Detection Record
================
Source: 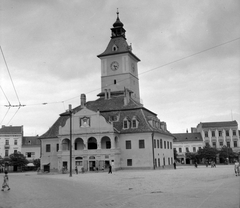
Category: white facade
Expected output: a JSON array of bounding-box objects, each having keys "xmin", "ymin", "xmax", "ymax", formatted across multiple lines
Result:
[
  {"xmin": 0, "ymin": 126, "xmax": 23, "ymax": 158},
  {"xmin": 196, "ymin": 121, "xmax": 240, "ymax": 152}
]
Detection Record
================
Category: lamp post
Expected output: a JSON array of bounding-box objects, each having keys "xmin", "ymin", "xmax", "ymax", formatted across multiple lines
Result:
[{"xmin": 60, "ymin": 104, "xmax": 73, "ymax": 177}]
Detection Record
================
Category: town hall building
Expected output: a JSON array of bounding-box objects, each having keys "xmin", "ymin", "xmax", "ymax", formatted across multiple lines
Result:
[{"xmin": 39, "ymin": 12, "xmax": 174, "ymax": 173}]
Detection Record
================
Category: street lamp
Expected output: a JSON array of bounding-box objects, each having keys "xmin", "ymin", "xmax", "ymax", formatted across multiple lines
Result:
[{"xmin": 60, "ymin": 104, "xmax": 73, "ymax": 177}]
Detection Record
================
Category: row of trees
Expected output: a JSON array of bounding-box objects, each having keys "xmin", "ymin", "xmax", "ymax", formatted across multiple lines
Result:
[
  {"xmin": 0, "ymin": 151, "xmax": 40, "ymax": 171},
  {"xmin": 174, "ymin": 145, "xmax": 239, "ymax": 164}
]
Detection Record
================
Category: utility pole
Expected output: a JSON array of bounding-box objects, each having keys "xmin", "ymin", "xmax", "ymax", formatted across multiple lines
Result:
[
  {"xmin": 60, "ymin": 104, "xmax": 73, "ymax": 177},
  {"xmin": 69, "ymin": 104, "xmax": 72, "ymax": 177}
]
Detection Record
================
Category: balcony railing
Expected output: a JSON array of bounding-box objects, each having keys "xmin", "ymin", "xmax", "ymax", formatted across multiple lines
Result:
[{"xmin": 4, "ymin": 145, "xmax": 10, "ymax": 149}]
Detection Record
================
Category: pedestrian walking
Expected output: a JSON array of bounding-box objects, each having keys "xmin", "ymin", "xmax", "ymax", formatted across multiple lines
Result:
[
  {"xmin": 1, "ymin": 171, "xmax": 10, "ymax": 191},
  {"xmin": 194, "ymin": 162, "xmax": 198, "ymax": 168},
  {"xmin": 108, "ymin": 164, "xmax": 112, "ymax": 174},
  {"xmin": 75, "ymin": 166, "xmax": 78, "ymax": 174},
  {"xmin": 173, "ymin": 161, "xmax": 176, "ymax": 169},
  {"xmin": 234, "ymin": 160, "xmax": 239, "ymax": 176}
]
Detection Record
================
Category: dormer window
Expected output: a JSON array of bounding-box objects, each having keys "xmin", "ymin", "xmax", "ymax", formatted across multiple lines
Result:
[
  {"xmin": 112, "ymin": 44, "xmax": 118, "ymax": 52},
  {"xmin": 123, "ymin": 118, "xmax": 130, "ymax": 129},
  {"xmin": 131, "ymin": 116, "xmax": 139, "ymax": 129},
  {"xmin": 109, "ymin": 115, "xmax": 119, "ymax": 122}
]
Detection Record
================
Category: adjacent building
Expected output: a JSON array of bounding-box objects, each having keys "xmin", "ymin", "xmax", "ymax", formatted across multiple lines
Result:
[
  {"xmin": 21, "ymin": 136, "xmax": 41, "ymax": 161},
  {"xmin": 0, "ymin": 125, "xmax": 23, "ymax": 158},
  {"xmin": 195, "ymin": 121, "xmax": 240, "ymax": 152},
  {"xmin": 173, "ymin": 132, "xmax": 203, "ymax": 164},
  {"xmin": 39, "ymin": 12, "xmax": 174, "ymax": 173},
  {"xmin": 173, "ymin": 121, "xmax": 240, "ymax": 164}
]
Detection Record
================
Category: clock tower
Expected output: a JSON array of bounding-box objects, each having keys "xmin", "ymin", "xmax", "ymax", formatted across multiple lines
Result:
[{"xmin": 97, "ymin": 11, "xmax": 141, "ymax": 103}]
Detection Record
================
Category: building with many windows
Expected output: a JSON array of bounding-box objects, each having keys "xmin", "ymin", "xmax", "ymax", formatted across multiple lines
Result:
[
  {"xmin": 173, "ymin": 132, "xmax": 203, "ymax": 164},
  {"xmin": 39, "ymin": 13, "xmax": 174, "ymax": 173},
  {"xmin": 0, "ymin": 125, "xmax": 23, "ymax": 158},
  {"xmin": 195, "ymin": 121, "xmax": 240, "ymax": 152}
]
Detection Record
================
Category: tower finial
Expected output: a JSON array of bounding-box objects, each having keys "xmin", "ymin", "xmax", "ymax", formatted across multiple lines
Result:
[{"xmin": 117, "ymin": 8, "xmax": 119, "ymax": 18}]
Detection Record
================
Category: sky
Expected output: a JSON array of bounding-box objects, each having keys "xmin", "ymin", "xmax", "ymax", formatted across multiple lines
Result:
[{"xmin": 0, "ymin": 0, "xmax": 239, "ymax": 136}]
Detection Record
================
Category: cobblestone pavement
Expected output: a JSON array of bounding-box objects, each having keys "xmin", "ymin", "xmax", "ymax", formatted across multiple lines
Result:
[{"xmin": 0, "ymin": 165, "xmax": 239, "ymax": 208}]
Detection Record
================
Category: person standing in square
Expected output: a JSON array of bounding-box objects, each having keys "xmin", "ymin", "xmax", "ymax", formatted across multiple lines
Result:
[{"xmin": 1, "ymin": 171, "xmax": 10, "ymax": 191}]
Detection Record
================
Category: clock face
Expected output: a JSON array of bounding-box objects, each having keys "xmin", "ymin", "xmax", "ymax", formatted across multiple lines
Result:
[{"xmin": 110, "ymin": 61, "xmax": 119, "ymax": 71}]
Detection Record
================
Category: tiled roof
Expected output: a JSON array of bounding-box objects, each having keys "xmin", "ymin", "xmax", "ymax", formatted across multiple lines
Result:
[
  {"xmin": 22, "ymin": 136, "xmax": 40, "ymax": 146},
  {"xmin": 97, "ymin": 37, "xmax": 140, "ymax": 61},
  {"xmin": 40, "ymin": 95, "xmax": 171, "ymax": 139},
  {"xmin": 0, "ymin": 126, "xmax": 23, "ymax": 134},
  {"xmin": 199, "ymin": 121, "xmax": 238, "ymax": 128},
  {"xmin": 172, "ymin": 133, "xmax": 203, "ymax": 142}
]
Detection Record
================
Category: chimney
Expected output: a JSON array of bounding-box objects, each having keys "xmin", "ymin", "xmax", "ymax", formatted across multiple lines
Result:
[
  {"xmin": 104, "ymin": 89, "xmax": 108, "ymax": 100},
  {"xmin": 160, "ymin": 122, "xmax": 167, "ymax": 131},
  {"xmin": 124, "ymin": 88, "xmax": 130, "ymax": 106},
  {"xmin": 80, "ymin": 94, "xmax": 86, "ymax": 107},
  {"xmin": 107, "ymin": 89, "xmax": 111, "ymax": 99}
]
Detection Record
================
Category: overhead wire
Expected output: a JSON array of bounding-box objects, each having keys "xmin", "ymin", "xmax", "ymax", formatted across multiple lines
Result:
[
  {"xmin": 0, "ymin": 46, "xmax": 21, "ymax": 106},
  {"xmin": 1, "ymin": 37, "xmax": 239, "ymax": 110}
]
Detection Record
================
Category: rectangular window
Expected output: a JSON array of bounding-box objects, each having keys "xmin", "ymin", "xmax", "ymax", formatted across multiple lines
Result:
[
  {"xmin": 160, "ymin": 139, "xmax": 163, "ymax": 149},
  {"xmin": 186, "ymin": 147, "xmax": 189, "ymax": 152},
  {"xmin": 157, "ymin": 140, "xmax": 159, "ymax": 148},
  {"xmin": 233, "ymin": 130, "xmax": 236, "ymax": 136},
  {"xmin": 212, "ymin": 142, "xmax": 216, "ymax": 148},
  {"xmin": 154, "ymin": 139, "xmax": 156, "ymax": 148},
  {"xmin": 46, "ymin": 144, "xmax": 51, "ymax": 152},
  {"xmin": 227, "ymin": 142, "xmax": 230, "ymax": 148},
  {"xmin": 14, "ymin": 150, "xmax": 17, "ymax": 154},
  {"xmin": 106, "ymin": 141, "xmax": 111, "ymax": 149},
  {"xmin": 234, "ymin": 141, "xmax": 237, "ymax": 147},
  {"xmin": 205, "ymin": 131, "xmax": 208, "ymax": 137},
  {"xmin": 27, "ymin": 152, "xmax": 32, "ymax": 158},
  {"xmin": 155, "ymin": 158, "xmax": 157, "ymax": 167},
  {"xmin": 14, "ymin": 140, "xmax": 17, "ymax": 145},
  {"xmin": 132, "ymin": 120, "xmax": 137, "ymax": 128},
  {"xmin": 158, "ymin": 158, "xmax": 160, "ymax": 167},
  {"xmin": 56, "ymin": 144, "xmax": 59, "ymax": 152},
  {"xmin": 219, "ymin": 141, "xmax": 223, "ymax": 146},
  {"xmin": 226, "ymin": 130, "xmax": 229, "ymax": 137},
  {"xmin": 126, "ymin": 140, "xmax": 131, "ymax": 149},
  {"xmin": 167, "ymin": 141, "xmax": 169, "ymax": 149},
  {"xmin": 139, "ymin": 140, "xmax": 145, "ymax": 149},
  {"xmin": 5, "ymin": 150, "xmax": 9, "ymax": 157},
  {"xmin": 212, "ymin": 131, "xmax": 215, "ymax": 137},
  {"xmin": 170, "ymin": 142, "xmax": 172, "ymax": 149},
  {"xmin": 179, "ymin": 148, "xmax": 182, "ymax": 153},
  {"xmin": 123, "ymin": 120, "xmax": 128, "ymax": 129},
  {"xmin": 164, "ymin": 141, "xmax": 166, "ymax": 149},
  {"xmin": 127, "ymin": 159, "xmax": 132, "ymax": 166},
  {"xmin": 5, "ymin": 140, "xmax": 9, "ymax": 145},
  {"xmin": 219, "ymin": 131, "xmax": 222, "ymax": 137},
  {"xmin": 193, "ymin": 147, "xmax": 196, "ymax": 152}
]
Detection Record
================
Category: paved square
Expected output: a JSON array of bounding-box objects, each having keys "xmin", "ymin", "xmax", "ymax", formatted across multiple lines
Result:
[{"xmin": 0, "ymin": 165, "xmax": 239, "ymax": 208}]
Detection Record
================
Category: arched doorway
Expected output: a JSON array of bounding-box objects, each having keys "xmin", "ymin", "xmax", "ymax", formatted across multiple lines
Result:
[{"xmin": 88, "ymin": 137, "xmax": 97, "ymax": 149}]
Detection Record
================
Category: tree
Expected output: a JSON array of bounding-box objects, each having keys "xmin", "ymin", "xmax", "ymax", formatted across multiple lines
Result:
[
  {"xmin": 33, "ymin": 159, "xmax": 40, "ymax": 168},
  {"xmin": 197, "ymin": 145, "xmax": 219, "ymax": 162},
  {"xmin": 219, "ymin": 146, "xmax": 238, "ymax": 163},
  {"xmin": 185, "ymin": 152, "xmax": 199, "ymax": 163},
  {"xmin": 9, "ymin": 152, "xmax": 28, "ymax": 171}
]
